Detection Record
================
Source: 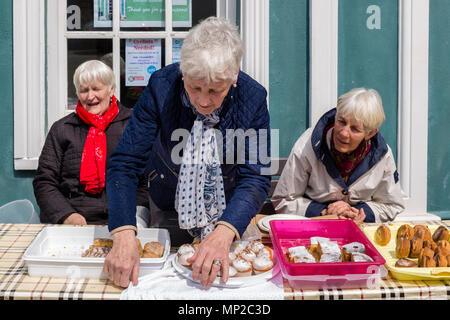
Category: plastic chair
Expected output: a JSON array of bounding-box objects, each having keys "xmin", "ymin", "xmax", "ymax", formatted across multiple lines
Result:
[{"xmin": 0, "ymin": 199, "xmax": 40, "ymax": 224}]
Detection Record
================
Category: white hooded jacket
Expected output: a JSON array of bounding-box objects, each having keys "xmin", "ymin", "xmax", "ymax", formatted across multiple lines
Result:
[{"xmin": 271, "ymin": 109, "xmax": 406, "ymax": 223}]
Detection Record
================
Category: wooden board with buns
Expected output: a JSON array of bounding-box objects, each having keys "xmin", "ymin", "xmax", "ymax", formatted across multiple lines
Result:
[{"xmin": 363, "ymin": 223, "xmax": 450, "ymax": 280}]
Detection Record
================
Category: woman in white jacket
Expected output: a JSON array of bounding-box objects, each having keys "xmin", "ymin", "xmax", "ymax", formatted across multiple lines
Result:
[{"xmin": 272, "ymin": 88, "xmax": 406, "ymax": 223}]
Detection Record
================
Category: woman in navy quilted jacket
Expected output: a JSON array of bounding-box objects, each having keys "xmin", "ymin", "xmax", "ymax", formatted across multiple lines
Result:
[{"xmin": 104, "ymin": 17, "xmax": 271, "ymax": 288}]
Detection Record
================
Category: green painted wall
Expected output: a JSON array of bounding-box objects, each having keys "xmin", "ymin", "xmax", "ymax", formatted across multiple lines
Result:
[
  {"xmin": 338, "ymin": 0, "xmax": 398, "ymax": 159},
  {"xmin": 428, "ymin": 0, "xmax": 450, "ymax": 219},
  {"xmin": 0, "ymin": 0, "xmax": 38, "ymax": 214},
  {"xmin": 269, "ymin": 0, "xmax": 309, "ymax": 158}
]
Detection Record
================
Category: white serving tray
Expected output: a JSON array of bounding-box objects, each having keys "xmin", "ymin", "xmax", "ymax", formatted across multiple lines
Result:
[{"xmin": 22, "ymin": 226, "xmax": 171, "ymax": 279}]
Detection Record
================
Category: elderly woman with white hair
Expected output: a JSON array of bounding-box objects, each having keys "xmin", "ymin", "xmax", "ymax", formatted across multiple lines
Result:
[
  {"xmin": 272, "ymin": 88, "xmax": 405, "ymax": 223},
  {"xmin": 33, "ymin": 60, "xmax": 149, "ymax": 226},
  {"xmin": 103, "ymin": 17, "xmax": 271, "ymax": 288}
]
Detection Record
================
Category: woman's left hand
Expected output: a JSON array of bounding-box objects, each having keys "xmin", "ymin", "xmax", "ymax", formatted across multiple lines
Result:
[{"xmin": 187, "ymin": 225, "xmax": 235, "ymax": 287}]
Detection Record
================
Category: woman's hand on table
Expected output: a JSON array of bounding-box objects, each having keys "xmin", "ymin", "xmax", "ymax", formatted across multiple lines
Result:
[
  {"xmin": 63, "ymin": 213, "xmax": 87, "ymax": 225},
  {"xmin": 188, "ymin": 225, "xmax": 235, "ymax": 287},
  {"xmin": 103, "ymin": 229, "xmax": 140, "ymax": 288}
]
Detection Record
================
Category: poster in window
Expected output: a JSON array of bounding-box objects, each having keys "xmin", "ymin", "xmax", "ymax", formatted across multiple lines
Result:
[
  {"xmin": 125, "ymin": 39, "xmax": 162, "ymax": 87},
  {"xmin": 94, "ymin": 0, "xmax": 192, "ymax": 28},
  {"xmin": 94, "ymin": 0, "xmax": 113, "ymax": 28},
  {"xmin": 172, "ymin": 39, "xmax": 184, "ymax": 63}
]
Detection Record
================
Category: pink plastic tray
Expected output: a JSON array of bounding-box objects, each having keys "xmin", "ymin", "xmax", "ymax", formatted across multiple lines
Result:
[{"xmin": 269, "ymin": 219, "xmax": 386, "ymax": 289}]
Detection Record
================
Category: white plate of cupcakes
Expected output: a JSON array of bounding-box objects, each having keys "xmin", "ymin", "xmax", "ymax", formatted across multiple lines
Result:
[{"xmin": 172, "ymin": 240, "xmax": 280, "ymax": 288}]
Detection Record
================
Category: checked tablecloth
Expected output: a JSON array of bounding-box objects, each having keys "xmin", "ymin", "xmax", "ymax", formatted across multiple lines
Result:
[{"xmin": 0, "ymin": 222, "xmax": 449, "ymax": 300}]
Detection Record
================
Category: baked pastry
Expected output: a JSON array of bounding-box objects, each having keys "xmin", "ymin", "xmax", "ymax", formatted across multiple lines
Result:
[
  {"xmin": 422, "ymin": 239, "xmax": 438, "ymax": 251},
  {"xmin": 239, "ymin": 249, "xmax": 257, "ymax": 262},
  {"xmin": 434, "ymin": 252, "xmax": 448, "ymax": 267},
  {"xmin": 351, "ymin": 252, "xmax": 373, "ymax": 262},
  {"xmin": 307, "ymin": 244, "xmax": 321, "ymax": 262},
  {"xmin": 310, "ymin": 237, "xmax": 331, "ymax": 245},
  {"xmin": 287, "ymin": 246, "xmax": 316, "ymax": 263},
  {"xmin": 227, "ymin": 266, "xmax": 237, "ymax": 278},
  {"xmin": 432, "ymin": 226, "xmax": 449, "ymax": 242},
  {"xmin": 395, "ymin": 236, "xmax": 411, "ymax": 259},
  {"xmin": 409, "ymin": 236, "xmax": 423, "ymax": 258},
  {"xmin": 93, "ymin": 238, "xmax": 113, "ymax": 248},
  {"xmin": 374, "ymin": 225, "xmax": 391, "ymax": 246},
  {"xmin": 81, "ymin": 245, "xmax": 111, "ymax": 258},
  {"xmin": 342, "ymin": 242, "xmax": 366, "ymax": 254},
  {"xmin": 177, "ymin": 244, "xmax": 195, "ymax": 268},
  {"xmin": 342, "ymin": 242, "xmax": 366, "ymax": 262},
  {"xmin": 143, "ymin": 241, "xmax": 164, "ymax": 258},
  {"xmin": 318, "ymin": 241, "xmax": 341, "ymax": 263},
  {"xmin": 247, "ymin": 240, "xmax": 265, "ymax": 254},
  {"xmin": 436, "ymin": 240, "xmax": 450, "ymax": 250},
  {"xmin": 232, "ymin": 258, "xmax": 253, "ymax": 277},
  {"xmin": 257, "ymin": 246, "xmax": 274, "ymax": 260},
  {"xmin": 396, "ymin": 224, "xmax": 414, "ymax": 240},
  {"xmin": 435, "ymin": 246, "xmax": 450, "ymax": 257},
  {"xmin": 395, "ymin": 258, "xmax": 418, "ymax": 268},
  {"xmin": 253, "ymin": 256, "xmax": 274, "ymax": 274},
  {"xmin": 418, "ymin": 247, "xmax": 436, "ymax": 267},
  {"xmin": 413, "ymin": 225, "xmax": 431, "ymax": 241}
]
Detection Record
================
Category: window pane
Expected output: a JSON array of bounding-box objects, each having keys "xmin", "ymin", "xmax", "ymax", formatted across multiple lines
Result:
[
  {"xmin": 67, "ymin": 39, "xmax": 113, "ymax": 109},
  {"xmin": 67, "ymin": 0, "xmax": 113, "ymax": 31},
  {"xmin": 119, "ymin": 39, "xmax": 166, "ymax": 108},
  {"xmin": 173, "ymin": 0, "xmax": 216, "ymax": 32},
  {"xmin": 118, "ymin": 0, "xmax": 214, "ymax": 31}
]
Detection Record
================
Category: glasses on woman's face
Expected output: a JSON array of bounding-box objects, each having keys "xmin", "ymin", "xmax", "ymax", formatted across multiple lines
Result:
[{"xmin": 183, "ymin": 77, "xmax": 232, "ymax": 115}]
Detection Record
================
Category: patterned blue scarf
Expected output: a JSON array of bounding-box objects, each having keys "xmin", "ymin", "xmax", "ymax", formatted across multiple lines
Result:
[{"xmin": 174, "ymin": 91, "xmax": 226, "ymax": 240}]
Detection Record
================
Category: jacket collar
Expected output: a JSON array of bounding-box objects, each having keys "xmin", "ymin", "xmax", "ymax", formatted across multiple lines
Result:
[
  {"xmin": 64, "ymin": 101, "xmax": 131, "ymax": 126},
  {"xmin": 311, "ymin": 108, "xmax": 388, "ymax": 188}
]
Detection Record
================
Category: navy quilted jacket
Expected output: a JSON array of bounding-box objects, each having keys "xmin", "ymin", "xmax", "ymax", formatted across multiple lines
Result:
[{"xmin": 107, "ymin": 63, "xmax": 271, "ymax": 237}]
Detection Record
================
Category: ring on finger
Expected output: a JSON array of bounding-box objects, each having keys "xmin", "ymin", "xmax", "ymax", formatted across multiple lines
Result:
[{"xmin": 213, "ymin": 259, "xmax": 222, "ymax": 267}]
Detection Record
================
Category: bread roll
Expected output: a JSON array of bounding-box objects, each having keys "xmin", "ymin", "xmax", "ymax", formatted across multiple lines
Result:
[
  {"xmin": 93, "ymin": 238, "xmax": 113, "ymax": 248},
  {"xmin": 397, "ymin": 224, "xmax": 414, "ymax": 240},
  {"xmin": 143, "ymin": 241, "xmax": 164, "ymax": 258},
  {"xmin": 409, "ymin": 236, "xmax": 423, "ymax": 258},
  {"xmin": 375, "ymin": 225, "xmax": 391, "ymax": 246},
  {"xmin": 432, "ymin": 226, "xmax": 449, "ymax": 242},
  {"xmin": 396, "ymin": 236, "xmax": 411, "ymax": 259},
  {"xmin": 413, "ymin": 225, "xmax": 431, "ymax": 241}
]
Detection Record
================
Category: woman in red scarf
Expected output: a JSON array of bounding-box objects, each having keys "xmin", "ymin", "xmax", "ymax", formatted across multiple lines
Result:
[
  {"xmin": 272, "ymin": 88, "xmax": 406, "ymax": 224},
  {"xmin": 33, "ymin": 60, "xmax": 149, "ymax": 225}
]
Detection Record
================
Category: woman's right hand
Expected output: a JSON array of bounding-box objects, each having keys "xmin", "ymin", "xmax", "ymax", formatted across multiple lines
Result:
[
  {"xmin": 63, "ymin": 213, "xmax": 87, "ymax": 225},
  {"xmin": 103, "ymin": 229, "xmax": 140, "ymax": 288}
]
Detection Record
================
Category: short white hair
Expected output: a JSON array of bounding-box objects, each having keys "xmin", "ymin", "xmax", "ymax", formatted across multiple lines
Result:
[
  {"xmin": 180, "ymin": 16, "xmax": 243, "ymax": 83},
  {"xmin": 73, "ymin": 60, "xmax": 116, "ymax": 96},
  {"xmin": 336, "ymin": 88, "xmax": 386, "ymax": 132}
]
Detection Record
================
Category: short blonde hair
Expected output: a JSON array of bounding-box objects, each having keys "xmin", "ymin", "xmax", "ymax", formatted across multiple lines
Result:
[
  {"xmin": 336, "ymin": 88, "xmax": 386, "ymax": 132},
  {"xmin": 73, "ymin": 60, "xmax": 116, "ymax": 96},
  {"xmin": 180, "ymin": 16, "xmax": 243, "ymax": 84}
]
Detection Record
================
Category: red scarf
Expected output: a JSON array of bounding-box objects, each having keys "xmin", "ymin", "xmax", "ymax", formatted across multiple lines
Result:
[
  {"xmin": 327, "ymin": 125, "xmax": 371, "ymax": 183},
  {"xmin": 76, "ymin": 96, "xmax": 119, "ymax": 194}
]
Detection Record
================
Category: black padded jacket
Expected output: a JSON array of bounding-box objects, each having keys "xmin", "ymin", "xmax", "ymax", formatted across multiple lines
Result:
[{"xmin": 33, "ymin": 103, "xmax": 149, "ymax": 225}]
